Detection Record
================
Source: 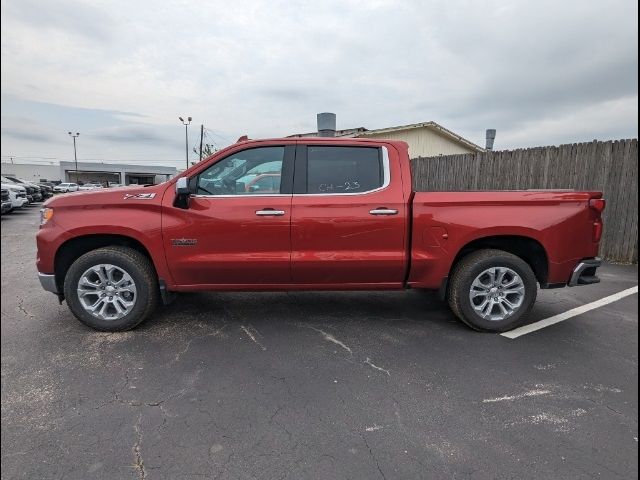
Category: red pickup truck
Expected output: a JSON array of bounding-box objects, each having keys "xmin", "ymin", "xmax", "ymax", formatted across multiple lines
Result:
[{"xmin": 36, "ymin": 137, "xmax": 605, "ymax": 332}]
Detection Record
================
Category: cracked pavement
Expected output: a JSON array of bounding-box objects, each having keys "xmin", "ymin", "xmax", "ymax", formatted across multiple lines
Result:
[{"xmin": 1, "ymin": 207, "xmax": 638, "ymax": 479}]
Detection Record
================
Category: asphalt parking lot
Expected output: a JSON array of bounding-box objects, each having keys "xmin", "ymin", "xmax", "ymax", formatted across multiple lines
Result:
[{"xmin": 1, "ymin": 206, "xmax": 638, "ymax": 480}]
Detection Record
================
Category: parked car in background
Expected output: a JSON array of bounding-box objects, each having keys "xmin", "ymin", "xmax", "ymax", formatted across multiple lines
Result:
[
  {"xmin": 3, "ymin": 176, "xmax": 43, "ymax": 200},
  {"xmin": 0, "ymin": 182, "xmax": 28, "ymax": 211},
  {"xmin": 1, "ymin": 176, "xmax": 39, "ymax": 203},
  {"xmin": 37, "ymin": 184, "xmax": 54, "ymax": 199},
  {"xmin": 78, "ymin": 183, "xmax": 104, "ymax": 191},
  {"xmin": 53, "ymin": 183, "xmax": 79, "ymax": 193},
  {"xmin": 107, "ymin": 182, "xmax": 124, "ymax": 188},
  {"xmin": 1, "ymin": 189, "xmax": 11, "ymax": 215}
]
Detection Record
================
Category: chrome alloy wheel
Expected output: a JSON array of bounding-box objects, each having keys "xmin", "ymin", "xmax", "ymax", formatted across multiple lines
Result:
[
  {"xmin": 469, "ymin": 267, "xmax": 525, "ymax": 321},
  {"xmin": 77, "ymin": 264, "xmax": 137, "ymax": 320}
]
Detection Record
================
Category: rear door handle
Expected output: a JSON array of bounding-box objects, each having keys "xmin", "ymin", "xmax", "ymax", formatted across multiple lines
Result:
[
  {"xmin": 256, "ymin": 209, "xmax": 286, "ymax": 216},
  {"xmin": 369, "ymin": 208, "xmax": 398, "ymax": 216}
]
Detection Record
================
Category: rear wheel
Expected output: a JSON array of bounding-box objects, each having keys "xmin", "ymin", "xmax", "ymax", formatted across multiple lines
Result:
[
  {"xmin": 448, "ymin": 249, "xmax": 537, "ymax": 332},
  {"xmin": 64, "ymin": 246, "xmax": 158, "ymax": 331}
]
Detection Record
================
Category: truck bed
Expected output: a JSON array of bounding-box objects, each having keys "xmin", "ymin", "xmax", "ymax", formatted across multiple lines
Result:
[{"xmin": 408, "ymin": 190, "xmax": 603, "ymax": 289}]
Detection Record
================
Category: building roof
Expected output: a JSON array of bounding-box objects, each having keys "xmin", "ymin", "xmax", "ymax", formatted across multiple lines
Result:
[
  {"xmin": 356, "ymin": 121, "xmax": 484, "ymax": 152},
  {"xmin": 287, "ymin": 127, "xmax": 368, "ymax": 138},
  {"xmin": 288, "ymin": 121, "xmax": 484, "ymax": 152}
]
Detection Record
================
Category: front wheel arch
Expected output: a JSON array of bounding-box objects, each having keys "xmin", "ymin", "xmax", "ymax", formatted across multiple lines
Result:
[{"xmin": 54, "ymin": 234, "xmax": 156, "ymax": 297}]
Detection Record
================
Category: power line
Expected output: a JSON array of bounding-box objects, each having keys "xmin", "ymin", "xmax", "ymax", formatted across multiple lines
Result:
[{"xmin": 204, "ymin": 128, "xmax": 232, "ymax": 144}]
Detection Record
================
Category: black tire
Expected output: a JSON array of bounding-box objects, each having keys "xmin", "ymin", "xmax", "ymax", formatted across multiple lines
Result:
[
  {"xmin": 64, "ymin": 246, "xmax": 158, "ymax": 331},
  {"xmin": 447, "ymin": 249, "xmax": 538, "ymax": 332}
]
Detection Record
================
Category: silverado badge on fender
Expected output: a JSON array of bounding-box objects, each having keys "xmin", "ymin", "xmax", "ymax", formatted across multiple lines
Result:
[{"xmin": 172, "ymin": 238, "xmax": 197, "ymax": 247}]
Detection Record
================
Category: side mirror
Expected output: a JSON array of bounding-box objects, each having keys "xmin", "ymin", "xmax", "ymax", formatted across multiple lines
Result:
[
  {"xmin": 175, "ymin": 177, "xmax": 189, "ymax": 194},
  {"xmin": 174, "ymin": 177, "xmax": 191, "ymax": 209}
]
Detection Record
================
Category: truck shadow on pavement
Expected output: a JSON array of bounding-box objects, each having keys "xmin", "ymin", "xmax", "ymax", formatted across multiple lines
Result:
[{"xmin": 144, "ymin": 289, "xmax": 469, "ymax": 337}]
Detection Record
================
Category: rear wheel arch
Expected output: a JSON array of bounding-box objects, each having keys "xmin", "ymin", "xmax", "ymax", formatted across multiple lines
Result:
[
  {"xmin": 54, "ymin": 234, "xmax": 157, "ymax": 294},
  {"xmin": 449, "ymin": 235, "xmax": 549, "ymax": 287}
]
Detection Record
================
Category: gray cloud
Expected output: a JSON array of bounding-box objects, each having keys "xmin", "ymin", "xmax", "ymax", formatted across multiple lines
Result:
[
  {"xmin": 4, "ymin": 0, "xmax": 116, "ymax": 42},
  {"xmin": 91, "ymin": 126, "xmax": 181, "ymax": 148},
  {"xmin": 0, "ymin": 0, "xmax": 637, "ymax": 164},
  {"xmin": 259, "ymin": 88, "xmax": 312, "ymax": 102},
  {"xmin": 0, "ymin": 127, "xmax": 56, "ymax": 143}
]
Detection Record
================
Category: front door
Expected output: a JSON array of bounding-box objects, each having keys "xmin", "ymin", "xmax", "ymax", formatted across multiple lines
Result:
[
  {"xmin": 162, "ymin": 145, "xmax": 294, "ymax": 286},
  {"xmin": 290, "ymin": 144, "xmax": 408, "ymax": 286}
]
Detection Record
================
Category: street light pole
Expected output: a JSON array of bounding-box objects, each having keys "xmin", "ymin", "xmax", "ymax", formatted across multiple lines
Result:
[
  {"xmin": 179, "ymin": 117, "xmax": 192, "ymax": 170},
  {"xmin": 68, "ymin": 132, "xmax": 80, "ymax": 182}
]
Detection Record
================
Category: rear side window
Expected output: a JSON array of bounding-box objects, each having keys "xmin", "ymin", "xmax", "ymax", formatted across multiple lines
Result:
[{"xmin": 306, "ymin": 146, "xmax": 382, "ymax": 194}]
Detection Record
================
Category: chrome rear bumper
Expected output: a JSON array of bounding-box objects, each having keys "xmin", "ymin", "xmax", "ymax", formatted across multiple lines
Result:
[{"xmin": 568, "ymin": 258, "xmax": 602, "ymax": 287}]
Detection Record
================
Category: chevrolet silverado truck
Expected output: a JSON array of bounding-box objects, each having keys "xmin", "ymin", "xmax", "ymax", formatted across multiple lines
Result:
[{"xmin": 36, "ymin": 138, "xmax": 605, "ymax": 332}]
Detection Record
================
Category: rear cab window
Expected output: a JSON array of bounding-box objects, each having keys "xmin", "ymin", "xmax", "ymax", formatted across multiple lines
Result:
[{"xmin": 298, "ymin": 145, "xmax": 385, "ymax": 194}]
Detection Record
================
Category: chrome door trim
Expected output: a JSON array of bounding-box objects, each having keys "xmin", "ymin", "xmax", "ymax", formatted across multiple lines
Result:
[{"xmin": 192, "ymin": 193, "xmax": 291, "ymax": 198}]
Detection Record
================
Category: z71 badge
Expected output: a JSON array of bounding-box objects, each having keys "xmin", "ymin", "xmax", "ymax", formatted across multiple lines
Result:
[{"xmin": 124, "ymin": 193, "xmax": 156, "ymax": 200}]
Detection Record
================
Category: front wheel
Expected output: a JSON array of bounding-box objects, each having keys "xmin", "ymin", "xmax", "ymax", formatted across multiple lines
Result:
[
  {"xmin": 64, "ymin": 246, "xmax": 158, "ymax": 331},
  {"xmin": 447, "ymin": 249, "xmax": 538, "ymax": 332}
]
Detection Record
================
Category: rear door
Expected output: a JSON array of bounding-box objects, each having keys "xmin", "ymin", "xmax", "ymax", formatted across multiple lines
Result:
[{"xmin": 290, "ymin": 143, "xmax": 408, "ymax": 286}]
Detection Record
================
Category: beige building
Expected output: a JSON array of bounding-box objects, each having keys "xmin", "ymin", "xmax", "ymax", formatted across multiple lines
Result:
[
  {"xmin": 355, "ymin": 121, "xmax": 483, "ymax": 157},
  {"xmin": 289, "ymin": 121, "xmax": 484, "ymax": 158}
]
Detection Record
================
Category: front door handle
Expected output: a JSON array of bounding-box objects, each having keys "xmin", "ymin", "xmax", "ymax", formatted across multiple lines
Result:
[
  {"xmin": 369, "ymin": 208, "xmax": 398, "ymax": 216},
  {"xmin": 256, "ymin": 209, "xmax": 286, "ymax": 216}
]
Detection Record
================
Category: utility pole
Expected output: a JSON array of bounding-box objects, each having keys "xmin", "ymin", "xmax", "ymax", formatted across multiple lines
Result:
[
  {"xmin": 68, "ymin": 132, "xmax": 80, "ymax": 182},
  {"xmin": 199, "ymin": 125, "xmax": 204, "ymax": 162},
  {"xmin": 179, "ymin": 117, "xmax": 192, "ymax": 169}
]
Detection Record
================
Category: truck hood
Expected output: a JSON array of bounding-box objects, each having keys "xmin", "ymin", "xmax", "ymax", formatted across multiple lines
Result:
[{"xmin": 44, "ymin": 184, "xmax": 168, "ymax": 208}]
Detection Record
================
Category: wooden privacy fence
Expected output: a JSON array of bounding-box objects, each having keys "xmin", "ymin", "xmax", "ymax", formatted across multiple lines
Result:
[{"xmin": 411, "ymin": 139, "xmax": 638, "ymax": 263}]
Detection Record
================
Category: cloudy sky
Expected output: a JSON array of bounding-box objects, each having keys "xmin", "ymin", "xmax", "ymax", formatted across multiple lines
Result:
[{"xmin": 1, "ymin": 0, "xmax": 637, "ymax": 167}]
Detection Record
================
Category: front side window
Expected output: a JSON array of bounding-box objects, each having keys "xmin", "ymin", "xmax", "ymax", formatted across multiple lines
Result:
[
  {"xmin": 306, "ymin": 146, "xmax": 382, "ymax": 194},
  {"xmin": 197, "ymin": 147, "xmax": 284, "ymax": 195}
]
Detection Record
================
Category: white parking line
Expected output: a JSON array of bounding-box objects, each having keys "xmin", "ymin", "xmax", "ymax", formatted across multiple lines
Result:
[{"xmin": 502, "ymin": 286, "xmax": 639, "ymax": 339}]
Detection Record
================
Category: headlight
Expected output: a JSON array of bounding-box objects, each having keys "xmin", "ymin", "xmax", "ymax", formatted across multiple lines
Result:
[
  {"xmin": 9, "ymin": 187, "xmax": 21, "ymax": 192},
  {"xmin": 40, "ymin": 207, "xmax": 54, "ymax": 226}
]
